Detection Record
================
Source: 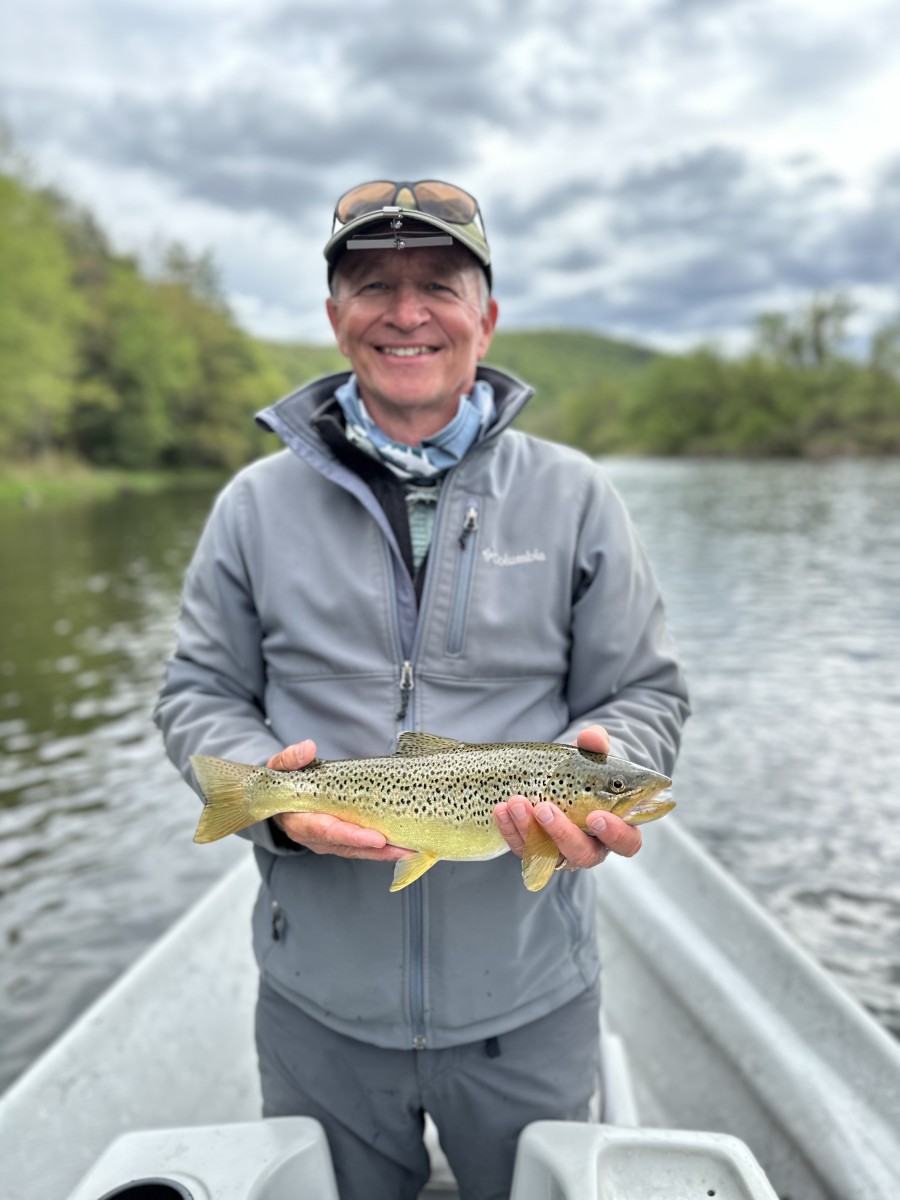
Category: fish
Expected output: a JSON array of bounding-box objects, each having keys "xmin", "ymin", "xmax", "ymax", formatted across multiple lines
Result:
[{"xmin": 190, "ymin": 732, "xmax": 674, "ymax": 893}]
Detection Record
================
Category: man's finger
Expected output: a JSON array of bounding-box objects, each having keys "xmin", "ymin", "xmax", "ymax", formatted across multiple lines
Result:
[
  {"xmin": 531, "ymin": 802, "xmax": 609, "ymax": 868},
  {"xmin": 492, "ymin": 801, "xmax": 526, "ymax": 856},
  {"xmin": 304, "ymin": 841, "xmax": 412, "ymax": 863},
  {"xmin": 575, "ymin": 725, "xmax": 610, "ymax": 755},
  {"xmin": 267, "ymin": 739, "xmax": 317, "ymax": 771},
  {"xmin": 586, "ymin": 811, "xmax": 642, "ymax": 858},
  {"xmin": 276, "ymin": 810, "xmax": 387, "ymax": 850}
]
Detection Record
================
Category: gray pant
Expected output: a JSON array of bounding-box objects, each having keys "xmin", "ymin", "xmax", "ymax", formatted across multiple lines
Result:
[{"xmin": 256, "ymin": 979, "xmax": 601, "ymax": 1200}]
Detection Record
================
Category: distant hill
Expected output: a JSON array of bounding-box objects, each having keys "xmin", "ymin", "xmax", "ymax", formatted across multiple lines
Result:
[
  {"xmin": 261, "ymin": 340, "xmax": 348, "ymax": 388},
  {"xmin": 486, "ymin": 329, "xmax": 661, "ymax": 447}
]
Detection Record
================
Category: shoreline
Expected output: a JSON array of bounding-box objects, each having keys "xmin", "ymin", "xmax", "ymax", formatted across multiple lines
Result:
[{"xmin": 0, "ymin": 463, "xmax": 226, "ymax": 510}]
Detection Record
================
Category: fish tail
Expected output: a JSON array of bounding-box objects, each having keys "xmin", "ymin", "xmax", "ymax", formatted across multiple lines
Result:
[{"xmin": 191, "ymin": 755, "xmax": 258, "ymax": 842}]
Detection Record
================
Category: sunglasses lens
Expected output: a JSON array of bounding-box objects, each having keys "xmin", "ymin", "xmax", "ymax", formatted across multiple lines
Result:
[
  {"xmin": 414, "ymin": 181, "xmax": 479, "ymax": 224},
  {"xmin": 334, "ymin": 179, "xmax": 482, "ymax": 239},
  {"xmin": 335, "ymin": 181, "xmax": 397, "ymax": 223}
]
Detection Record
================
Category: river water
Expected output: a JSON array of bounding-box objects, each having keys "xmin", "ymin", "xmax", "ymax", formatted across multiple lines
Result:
[{"xmin": 0, "ymin": 459, "xmax": 898, "ymax": 1094}]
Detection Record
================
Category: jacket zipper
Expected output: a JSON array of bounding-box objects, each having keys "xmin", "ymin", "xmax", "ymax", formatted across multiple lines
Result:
[
  {"xmin": 393, "ymin": 481, "xmax": 461, "ymax": 1050},
  {"xmin": 395, "ymin": 656, "xmax": 427, "ymax": 1049},
  {"xmin": 396, "ymin": 660, "xmax": 414, "ymax": 722},
  {"xmin": 395, "ymin": 486, "xmax": 477, "ymax": 1049},
  {"xmin": 409, "ymin": 885, "xmax": 427, "ymax": 1050},
  {"xmin": 446, "ymin": 499, "xmax": 481, "ymax": 656}
]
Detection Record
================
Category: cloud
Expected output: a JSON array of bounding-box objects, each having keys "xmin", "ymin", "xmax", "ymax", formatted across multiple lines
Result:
[{"xmin": 1, "ymin": 0, "xmax": 898, "ymax": 345}]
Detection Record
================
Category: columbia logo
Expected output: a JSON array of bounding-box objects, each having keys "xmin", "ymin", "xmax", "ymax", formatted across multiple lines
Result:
[{"xmin": 481, "ymin": 548, "xmax": 547, "ymax": 567}]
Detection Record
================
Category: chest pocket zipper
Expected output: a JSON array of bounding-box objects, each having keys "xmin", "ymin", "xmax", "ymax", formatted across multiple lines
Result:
[{"xmin": 446, "ymin": 499, "xmax": 480, "ymax": 656}]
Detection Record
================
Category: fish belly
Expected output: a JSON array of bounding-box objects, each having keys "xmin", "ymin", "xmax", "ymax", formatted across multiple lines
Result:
[{"xmin": 292, "ymin": 775, "xmax": 509, "ymax": 860}]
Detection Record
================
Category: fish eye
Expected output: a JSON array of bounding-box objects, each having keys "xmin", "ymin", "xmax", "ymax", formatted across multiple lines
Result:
[{"xmin": 611, "ymin": 778, "xmax": 625, "ymax": 792}]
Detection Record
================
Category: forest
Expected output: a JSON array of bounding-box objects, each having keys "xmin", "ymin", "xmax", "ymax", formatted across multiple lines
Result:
[{"xmin": 3, "ymin": 157, "xmax": 900, "ymax": 477}]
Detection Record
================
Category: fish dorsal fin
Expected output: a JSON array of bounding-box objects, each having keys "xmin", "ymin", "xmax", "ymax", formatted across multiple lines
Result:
[
  {"xmin": 576, "ymin": 748, "xmax": 608, "ymax": 765},
  {"xmin": 394, "ymin": 732, "xmax": 466, "ymax": 757}
]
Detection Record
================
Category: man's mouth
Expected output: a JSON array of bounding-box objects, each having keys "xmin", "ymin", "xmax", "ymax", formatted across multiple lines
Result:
[{"xmin": 377, "ymin": 346, "xmax": 438, "ymax": 357}]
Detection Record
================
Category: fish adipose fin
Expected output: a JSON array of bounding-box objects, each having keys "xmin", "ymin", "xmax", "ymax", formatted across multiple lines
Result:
[
  {"xmin": 394, "ymin": 732, "xmax": 465, "ymax": 756},
  {"xmin": 521, "ymin": 823, "xmax": 561, "ymax": 893},
  {"xmin": 191, "ymin": 755, "xmax": 257, "ymax": 843},
  {"xmin": 390, "ymin": 851, "xmax": 440, "ymax": 891}
]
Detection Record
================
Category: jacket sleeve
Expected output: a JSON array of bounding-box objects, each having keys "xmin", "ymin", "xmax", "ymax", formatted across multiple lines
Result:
[
  {"xmin": 153, "ymin": 479, "xmax": 299, "ymax": 855},
  {"xmin": 557, "ymin": 471, "xmax": 690, "ymax": 776}
]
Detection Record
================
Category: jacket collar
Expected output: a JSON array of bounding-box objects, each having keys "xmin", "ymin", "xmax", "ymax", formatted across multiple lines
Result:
[{"xmin": 256, "ymin": 364, "xmax": 534, "ymax": 450}]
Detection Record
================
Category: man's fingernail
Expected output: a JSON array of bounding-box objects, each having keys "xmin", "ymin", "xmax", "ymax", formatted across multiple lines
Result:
[
  {"xmin": 587, "ymin": 813, "xmax": 607, "ymax": 834},
  {"xmin": 535, "ymin": 806, "xmax": 554, "ymax": 825},
  {"xmin": 510, "ymin": 799, "xmax": 529, "ymax": 821}
]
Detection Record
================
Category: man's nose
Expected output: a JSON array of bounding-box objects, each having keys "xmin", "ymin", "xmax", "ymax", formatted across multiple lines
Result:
[{"xmin": 385, "ymin": 284, "xmax": 429, "ymax": 328}]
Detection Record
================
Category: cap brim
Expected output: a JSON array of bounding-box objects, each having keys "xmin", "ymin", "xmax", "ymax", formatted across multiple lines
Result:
[{"xmin": 324, "ymin": 208, "xmax": 491, "ymax": 283}]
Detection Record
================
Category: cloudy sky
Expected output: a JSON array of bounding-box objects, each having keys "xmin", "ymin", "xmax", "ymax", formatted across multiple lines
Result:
[{"xmin": 2, "ymin": 0, "xmax": 899, "ymax": 350}]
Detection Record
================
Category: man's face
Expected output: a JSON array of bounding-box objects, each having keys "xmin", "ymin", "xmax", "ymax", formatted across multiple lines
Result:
[{"xmin": 326, "ymin": 246, "xmax": 498, "ymax": 442}]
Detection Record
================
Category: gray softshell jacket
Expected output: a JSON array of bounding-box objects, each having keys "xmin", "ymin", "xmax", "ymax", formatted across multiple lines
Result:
[{"xmin": 154, "ymin": 365, "xmax": 689, "ymax": 1050}]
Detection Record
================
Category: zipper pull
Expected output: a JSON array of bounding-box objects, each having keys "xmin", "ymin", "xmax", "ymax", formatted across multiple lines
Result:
[
  {"xmin": 396, "ymin": 660, "xmax": 415, "ymax": 720},
  {"xmin": 271, "ymin": 901, "xmax": 285, "ymax": 942},
  {"xmin": 459, "ymin": 504, "xmax": 479, "ymax": 549}
]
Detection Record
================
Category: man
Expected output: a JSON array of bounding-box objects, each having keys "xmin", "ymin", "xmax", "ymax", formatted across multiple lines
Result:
[{"xmin": 155, "ymin": 179, "xmax": 689, "ymax": 1199}]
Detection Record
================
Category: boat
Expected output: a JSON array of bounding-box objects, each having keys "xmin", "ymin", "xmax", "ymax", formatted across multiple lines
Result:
[{"xmin": 1, "ymin": 817, "xmax": 899, "ymax": 1199}]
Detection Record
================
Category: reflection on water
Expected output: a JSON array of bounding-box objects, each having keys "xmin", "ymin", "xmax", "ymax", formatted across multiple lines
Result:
[
  {"xmin": 0, "ymin": 460, "xmax": 898, "ymax": 1094},
  {"xmin": 0, "ymin": 489, "xmax": 243, "ymax": 1092},
  {"xmin": 603, "ymin": 457, "xmax": 900, "ymax": 1039}
]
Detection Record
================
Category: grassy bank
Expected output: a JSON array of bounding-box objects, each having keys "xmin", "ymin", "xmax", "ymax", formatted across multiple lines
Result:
[{"xmin": 0, "ymin": 460, "xmax": 226, "ymax": 510}]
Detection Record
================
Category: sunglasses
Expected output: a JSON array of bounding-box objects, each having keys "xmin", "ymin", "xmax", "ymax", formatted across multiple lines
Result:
[{"xmin": 334, "ymin": 180, "xmax": 483, "ymax": 228}]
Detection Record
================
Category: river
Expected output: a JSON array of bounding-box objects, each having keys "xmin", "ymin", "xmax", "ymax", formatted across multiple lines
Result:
[{"xmin": 0, "ymin": 459, "xmax": 898, "ymax": 1094}]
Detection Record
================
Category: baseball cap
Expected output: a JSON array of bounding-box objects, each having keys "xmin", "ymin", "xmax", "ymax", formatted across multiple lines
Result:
[{"xmin": 324, "ymin": 179, "xmax": 492, "ymax": 288}]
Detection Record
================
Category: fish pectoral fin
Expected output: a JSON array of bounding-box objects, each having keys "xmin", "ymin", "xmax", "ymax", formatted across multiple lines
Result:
[
  {"xmin": 390, "ymin": 851, "xmax": 441, "ymax": 892},
  {"xmin": 394, "ymin": 732, "xmax": 464, "ymax": 756},
  {"xmin": 521, "ymin": 823, "xmax": 561, "ymax": 893}
]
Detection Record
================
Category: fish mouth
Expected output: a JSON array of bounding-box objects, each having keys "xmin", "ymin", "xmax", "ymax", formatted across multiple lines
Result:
[{"xmin": 613, "ymin": 781, "xmax": 675, "ymax": 823}]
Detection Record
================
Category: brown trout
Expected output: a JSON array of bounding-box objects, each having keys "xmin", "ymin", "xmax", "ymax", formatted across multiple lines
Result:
[{"xmin": 190, "ymin": 732, "xmax": 674, "ymax": 893}]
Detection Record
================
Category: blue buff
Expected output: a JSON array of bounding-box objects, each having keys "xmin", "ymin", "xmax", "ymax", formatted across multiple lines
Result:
[{"xmin": 335, "ymin": 376, "xmax": 495, "ymax": 481}]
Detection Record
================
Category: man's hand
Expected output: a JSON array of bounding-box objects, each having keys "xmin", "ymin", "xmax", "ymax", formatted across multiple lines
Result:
[
  {"xmin": 492, "ymin": 725, "xmax": 643, "ymax": 871},
  {"xmin": 267, "ymin": 740, "xmax": 411, "ymax": 862}
]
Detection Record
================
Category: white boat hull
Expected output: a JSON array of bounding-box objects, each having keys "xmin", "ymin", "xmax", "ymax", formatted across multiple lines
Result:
[{"xmin": 1, "ymin": 819, "xmax": 899, "ymax": 1199}]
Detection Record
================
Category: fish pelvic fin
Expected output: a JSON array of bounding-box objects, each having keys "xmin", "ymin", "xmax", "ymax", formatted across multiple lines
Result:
[
  {"xmin": 390, "ymin": 851, "xmax": 440, "ymax": 892},
  {"xmin": 191, "ymin": 755, "xmax": 257, "ymax": 843},
  {"xmin": 522, "ymin": 822, "xmax": 561, "ymax": 893}
]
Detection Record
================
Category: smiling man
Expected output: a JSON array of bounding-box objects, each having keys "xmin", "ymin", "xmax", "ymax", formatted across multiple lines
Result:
[
  {"xmin": 326, "ymin": 244, "xmax": 497, "ymax": 444},
  {"xmin": 155, "ymin": 179, "xmax": 689, "ymax": 1200}
]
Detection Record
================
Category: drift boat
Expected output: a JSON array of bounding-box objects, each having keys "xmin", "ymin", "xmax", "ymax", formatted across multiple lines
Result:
[{"xmin": 1, "ymin": 818, "xmax": 899, "ymax": 1199}]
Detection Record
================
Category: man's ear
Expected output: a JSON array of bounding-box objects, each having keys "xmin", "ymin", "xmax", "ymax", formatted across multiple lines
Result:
[
  {"xmin": 478, "ymin": 296, "xmax": 500, "ymax": 359},
  {"xmin": 326, "ymin": 297, "xmax": 348, "ymax": 357}
]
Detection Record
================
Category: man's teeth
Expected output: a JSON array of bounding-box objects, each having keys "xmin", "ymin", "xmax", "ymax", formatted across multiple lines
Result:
[{"xmin": 380, "ymin": 346, "xmax": 435, "ymax": 357}]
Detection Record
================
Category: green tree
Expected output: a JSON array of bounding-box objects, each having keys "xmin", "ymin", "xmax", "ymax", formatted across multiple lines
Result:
[
  {"xmin": 626, "ymin": 347, "xmax": 732, "ymax": 454},
  {"xmin": 69, "ymin": 259, "xmax": 200, "ymax": 468},
  {"xmin": 153, "ymin": 249, "xmax": 286, "ymax": 469},
  {"xmin": 0, "ymin": 172, "xmax": 80, "ymax": 457}
]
